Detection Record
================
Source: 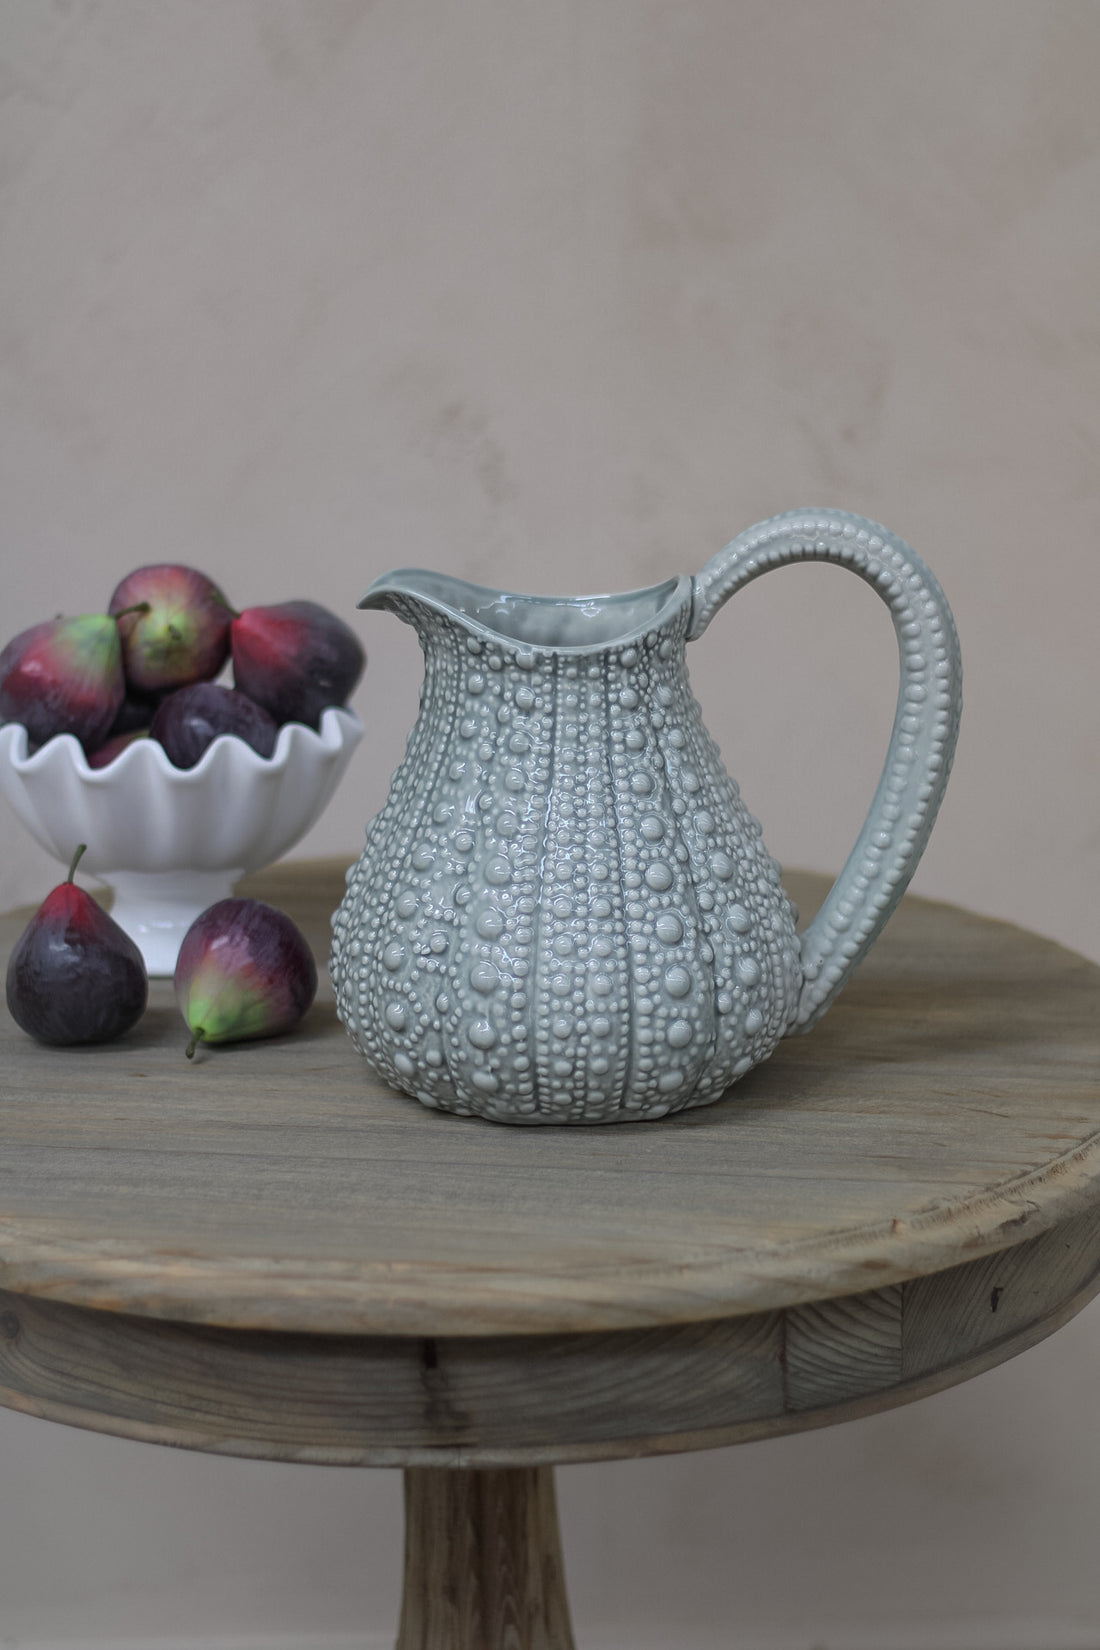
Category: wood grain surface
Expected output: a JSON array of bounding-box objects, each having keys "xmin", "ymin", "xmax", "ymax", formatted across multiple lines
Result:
[
  {"xmin": 1, "ymin": 861, "xmax": 1099, "ymax": 1338},
  {"xmin": 396, "ymin": 1468, "xmax": 575, "ymax": 1649},
  {"xmin": 2, "ymin": 1204, "xmax": 1097, "ymax": 1466}
]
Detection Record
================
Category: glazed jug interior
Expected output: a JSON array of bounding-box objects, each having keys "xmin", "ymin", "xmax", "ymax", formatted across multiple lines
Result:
[{"xmin": 360, "ymin": 569, "xmax": 689, "ymax": 651}]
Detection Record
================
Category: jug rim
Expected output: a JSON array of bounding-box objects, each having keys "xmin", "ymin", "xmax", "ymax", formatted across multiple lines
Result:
[{"xmin": 359, "ymin": 568, "xmax": 692, "ymax": 655}]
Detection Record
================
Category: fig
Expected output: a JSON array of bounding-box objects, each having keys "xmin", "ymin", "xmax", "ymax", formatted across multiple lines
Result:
[
  {"xmin": 6, "ymin": 845, "xmax": 148, "ymax": 1045},
  {"xmin": 103, "ymin": 685, "xmax": 166, "ymax": 740},
  {"xmin": 86, "ymin": 729, "xmax": 149, "ymax": 768},
  {"xmin": 149, "ymin": 682, "xmax": 277, "ymax": 768},
  {"xmin": 0, "ymin": 615, "xmax": 124, "ymax": 750},
  {"xmin": 230, "ymin": 600, "xmax": 365, "ymax": 729},
  {"xmin": 174, "ymin": 897, "xmax": 317, "ymax": 1057},
  {"xmin": 109, "ymin": 564, "xmax": 234, "ymax": 693}
]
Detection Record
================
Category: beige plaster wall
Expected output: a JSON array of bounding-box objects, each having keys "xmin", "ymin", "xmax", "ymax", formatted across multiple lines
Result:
[{"xmin": 1, "ymin": 2, "xmax": 1098, "ymax": 1644}]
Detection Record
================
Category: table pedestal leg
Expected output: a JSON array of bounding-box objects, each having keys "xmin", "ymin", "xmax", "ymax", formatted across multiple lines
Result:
[{"xmin": 396, "ymin": 1465, "xmax": 577, "ymax": 1650}]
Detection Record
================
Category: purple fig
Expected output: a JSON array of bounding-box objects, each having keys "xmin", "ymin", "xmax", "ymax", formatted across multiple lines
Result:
[
  {"xmin": 0, "ymin": 615, "xmax": 124, "ymax": 749},
  {"xmin": 104, "ymin": 685, "xmax": 167, "ymax": 739},
  {"xmin": 150, "ymin": 682, "xmax": 277, "ymax": 768},
  {"xmin": 231, "ymin": 600, "xmax": 365, "ymax": 729},
  {"xmin": 174, "ymin": 897, "xmax": 317, "ymax": 1057},
  {"xmin": 6, "ymin": 845, "xmax": 147, "ymax": 1045},
  {"xmin": 86, "ymin": 729, "xmax": 149, "ymax": 769},
  {"xmin": 109, "ymin": 564, "xmax": 234, "ymax": 693},
  {"xmin": 85, "ymin": 686, "xmax": 163, "ymax": 764}
]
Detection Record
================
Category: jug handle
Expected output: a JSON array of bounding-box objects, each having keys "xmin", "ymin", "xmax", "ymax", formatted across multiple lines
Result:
[{"xmin": 689, "ymin": 508, "xmax": 962, "ymax": 1031}]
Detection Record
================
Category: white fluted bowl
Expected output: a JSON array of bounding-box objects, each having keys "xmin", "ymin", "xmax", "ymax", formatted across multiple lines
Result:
[{"xmin": 0, "ymin": 707, "xmax": 363, "ymax": 975}]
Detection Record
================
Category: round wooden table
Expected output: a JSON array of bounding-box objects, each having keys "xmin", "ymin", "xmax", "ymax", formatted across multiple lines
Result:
[{"xmin": 2, "ymin": 861, "xmax": 1099, "ymax": 1649}]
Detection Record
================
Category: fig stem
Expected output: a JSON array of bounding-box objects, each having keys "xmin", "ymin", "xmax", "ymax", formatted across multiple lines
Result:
[
  {"xmin": 67, "ymin": 844, "xmax": 88, "ymax": 883},
  {"xmin": 212, "ymin": 591, "xmax": 240, "ymax": 620},
  {"xmin": 185, "ymin": 1027, "xmax": 206, "ymax": 1061},
  {"xmin": 113, "ymin": 602, "xmax": 152, "ymax": 620}
]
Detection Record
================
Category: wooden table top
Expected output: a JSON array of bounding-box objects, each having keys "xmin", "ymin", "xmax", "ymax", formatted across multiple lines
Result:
[{"xmin": 2, "ymin": 859, "xmax": 1099, "ymax": 1340}]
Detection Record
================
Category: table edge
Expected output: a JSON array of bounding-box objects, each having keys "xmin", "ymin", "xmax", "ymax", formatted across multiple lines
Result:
[{"xmin": 1, "ymin": 1124, "xmax": 1099, "ymax": 1335}]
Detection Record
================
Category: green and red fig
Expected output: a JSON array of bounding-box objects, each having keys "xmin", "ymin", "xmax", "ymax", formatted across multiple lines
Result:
[
  {"xmin": 0, "ymin": 615, "xmax": 125, "ymax": 749},
  {"xmin": 109, "ymin": 564, "xmax": 234, "ymax": 693},
  {"xmin": 230, "ymin": 600, "xmax": 365, "ymax": 729},
  {"xmin": 174, "ymin": 898, "xmax": 317, "ymax": 1058},
  {"xmin": 6, "ymin": 845, "xmax": 148, "ymax": 1045}
]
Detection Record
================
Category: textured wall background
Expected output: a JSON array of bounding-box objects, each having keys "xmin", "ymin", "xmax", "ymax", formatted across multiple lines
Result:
[{"xmin": 1, "ymin": 2, "xmax": 1099, "ymax": 1644}]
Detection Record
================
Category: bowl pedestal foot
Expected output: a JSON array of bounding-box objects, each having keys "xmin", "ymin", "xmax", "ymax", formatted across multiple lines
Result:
[{"xmin": 106, "ymin": 868, "xmax": 242, "ymax": 975}]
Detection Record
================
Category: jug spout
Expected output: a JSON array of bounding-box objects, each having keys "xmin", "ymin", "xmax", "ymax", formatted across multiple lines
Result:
[
  {"xmin": 358, "ymin": 567, "xmax": 467, "ymax": 616},
  {"xmin": 359, "ymin": 568, "xmax": 690, "ymax": 656}
]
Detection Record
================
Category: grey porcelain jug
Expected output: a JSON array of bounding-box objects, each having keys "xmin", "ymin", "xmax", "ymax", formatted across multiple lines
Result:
[{"xmin": 331, "ymin": 509, "xmax": 962, "ymax": 1124}]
